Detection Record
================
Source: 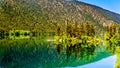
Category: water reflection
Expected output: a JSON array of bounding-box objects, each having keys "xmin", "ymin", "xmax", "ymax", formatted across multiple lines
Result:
[
  {"xmin": 0, "ymin": 39, "xmax": 51, "ymax": 68},
  {"xmin": 54, "ymin": 36, "xmax": 111, "ymax": 67},
  {"xmin": 0, "ymin": 30, "xmax": 117, "ymax": 68},
  {"xmin": 0, "ymin": 37, "xmax": 111, "ymax": 68},
  {"xmin": 56, "ymin": 41, "xmax": 96, "ymax": 62}
]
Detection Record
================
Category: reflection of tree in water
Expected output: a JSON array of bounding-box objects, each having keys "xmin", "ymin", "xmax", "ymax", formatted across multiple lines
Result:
[
  {"xmin": 72, "ymin": 43, "xmax": 80, "ymax": 59},
  {"xmin": 56, "ymin": 44, "xmax": 63, "ymax": 55},
  {"xmin": 0, "ymin": 30, "xmax": 9, "ymax": 39},
  {"xmin": 56, "ymin": 42, "xmax": 96, "ymax": 62},
  {"xmin": 0, "ymin": 30, "xmax": 5, "ymax": 39},
  {"xmin": 0, "ymin": 39, "xmax": 51, "ymax": 68},
  {"xmin": 66, "ymin": 44, "xmax": 72, "ymax": 62}
]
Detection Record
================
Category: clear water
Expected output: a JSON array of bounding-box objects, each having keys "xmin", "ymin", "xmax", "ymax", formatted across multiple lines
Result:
[{"xmin": 0, "ymin": 33, "xmax": 118, "ymax": 68}]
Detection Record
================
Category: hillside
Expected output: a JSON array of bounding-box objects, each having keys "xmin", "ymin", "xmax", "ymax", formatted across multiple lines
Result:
[{"xmin": 0, "ymin": 0, "xmax": 120, "ymax": 34}]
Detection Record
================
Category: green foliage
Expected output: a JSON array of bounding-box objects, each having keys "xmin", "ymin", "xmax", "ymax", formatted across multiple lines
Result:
[{"xmin": 104, "ymin": 23, "xmax": 120, "ymax": 54}]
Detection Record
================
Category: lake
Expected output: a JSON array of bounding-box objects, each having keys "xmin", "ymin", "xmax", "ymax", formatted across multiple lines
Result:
[{"xmin": 0, "ymin": 31, "xmax": 119, "ymax": 68}]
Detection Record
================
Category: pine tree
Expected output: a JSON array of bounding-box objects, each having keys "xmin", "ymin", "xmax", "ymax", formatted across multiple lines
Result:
[
  {"xmin": 85, "ymin": 21, "xmax": 91, "ymax": 36},
  {"xmin": 90, "ymin": 23, "xmax": 96, "ymax": 37},
  {"xmin": 57, "ymin": 23, "xmax": 61, "ymax": 36},
  {"xmin": 73, "ymin": 21, "xmax": 78, "ymax": 37},
  {"xmin": 117, "ymin": 24, "xmax": 120, "ymax": 34},
  {"xmin": 66, "ymin": 19, "xmax": 72, "ymax": 37},
  {"xmin": 79, "ymin": 22, "xmax": 86, "ymax": 37},
  {"xmin": 109, "ymin": 23, "xmax": 116, "ymax": 36},
  {"xmin": 85, "ymin": 21, "xmax": 96, "ymax": 36}
]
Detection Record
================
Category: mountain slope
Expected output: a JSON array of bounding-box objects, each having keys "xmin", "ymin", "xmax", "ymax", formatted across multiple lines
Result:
[{"xmin": 0, "ymin": 0, "xmax": 120, "ymax": 34}]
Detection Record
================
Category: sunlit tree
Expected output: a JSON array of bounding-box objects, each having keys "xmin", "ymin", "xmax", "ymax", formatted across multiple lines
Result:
[
  {"xmin": 66, "ymin": 19, "xmax": 73, "ymax": 37},
  {"xmin": 85, "ymin": 21, "xmax": 96, "ymax": 36},
  {"xmin": 79, "ymin": 22, "xmax": 86, "ymax": 37}
]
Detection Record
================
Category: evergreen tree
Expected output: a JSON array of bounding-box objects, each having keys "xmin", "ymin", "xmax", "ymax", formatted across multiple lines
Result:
[
  {"xmin": 110, "ymin": 23, "xmax": 116, "ymax": 36},
  {"xmin": 57, "ymin": 23, "xmax": 61, "ymax": 36},
  {"xmin": 79, "ymin": 22, "xmax": 86, "ymax": 37},
  {"xmin": 90, "ymin": 23, "xmax": 96, "ymax": 37},
  {"xmin": 66, "ymin": 19, "xmax": 72, "ymax": 37},
  {"xmin": 73, "ymin": 21, "xmax": 78, "ymax": 37},
  {"xmin": 85, "ymin": 21, "xmax": 91, "ymax": 36}
]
